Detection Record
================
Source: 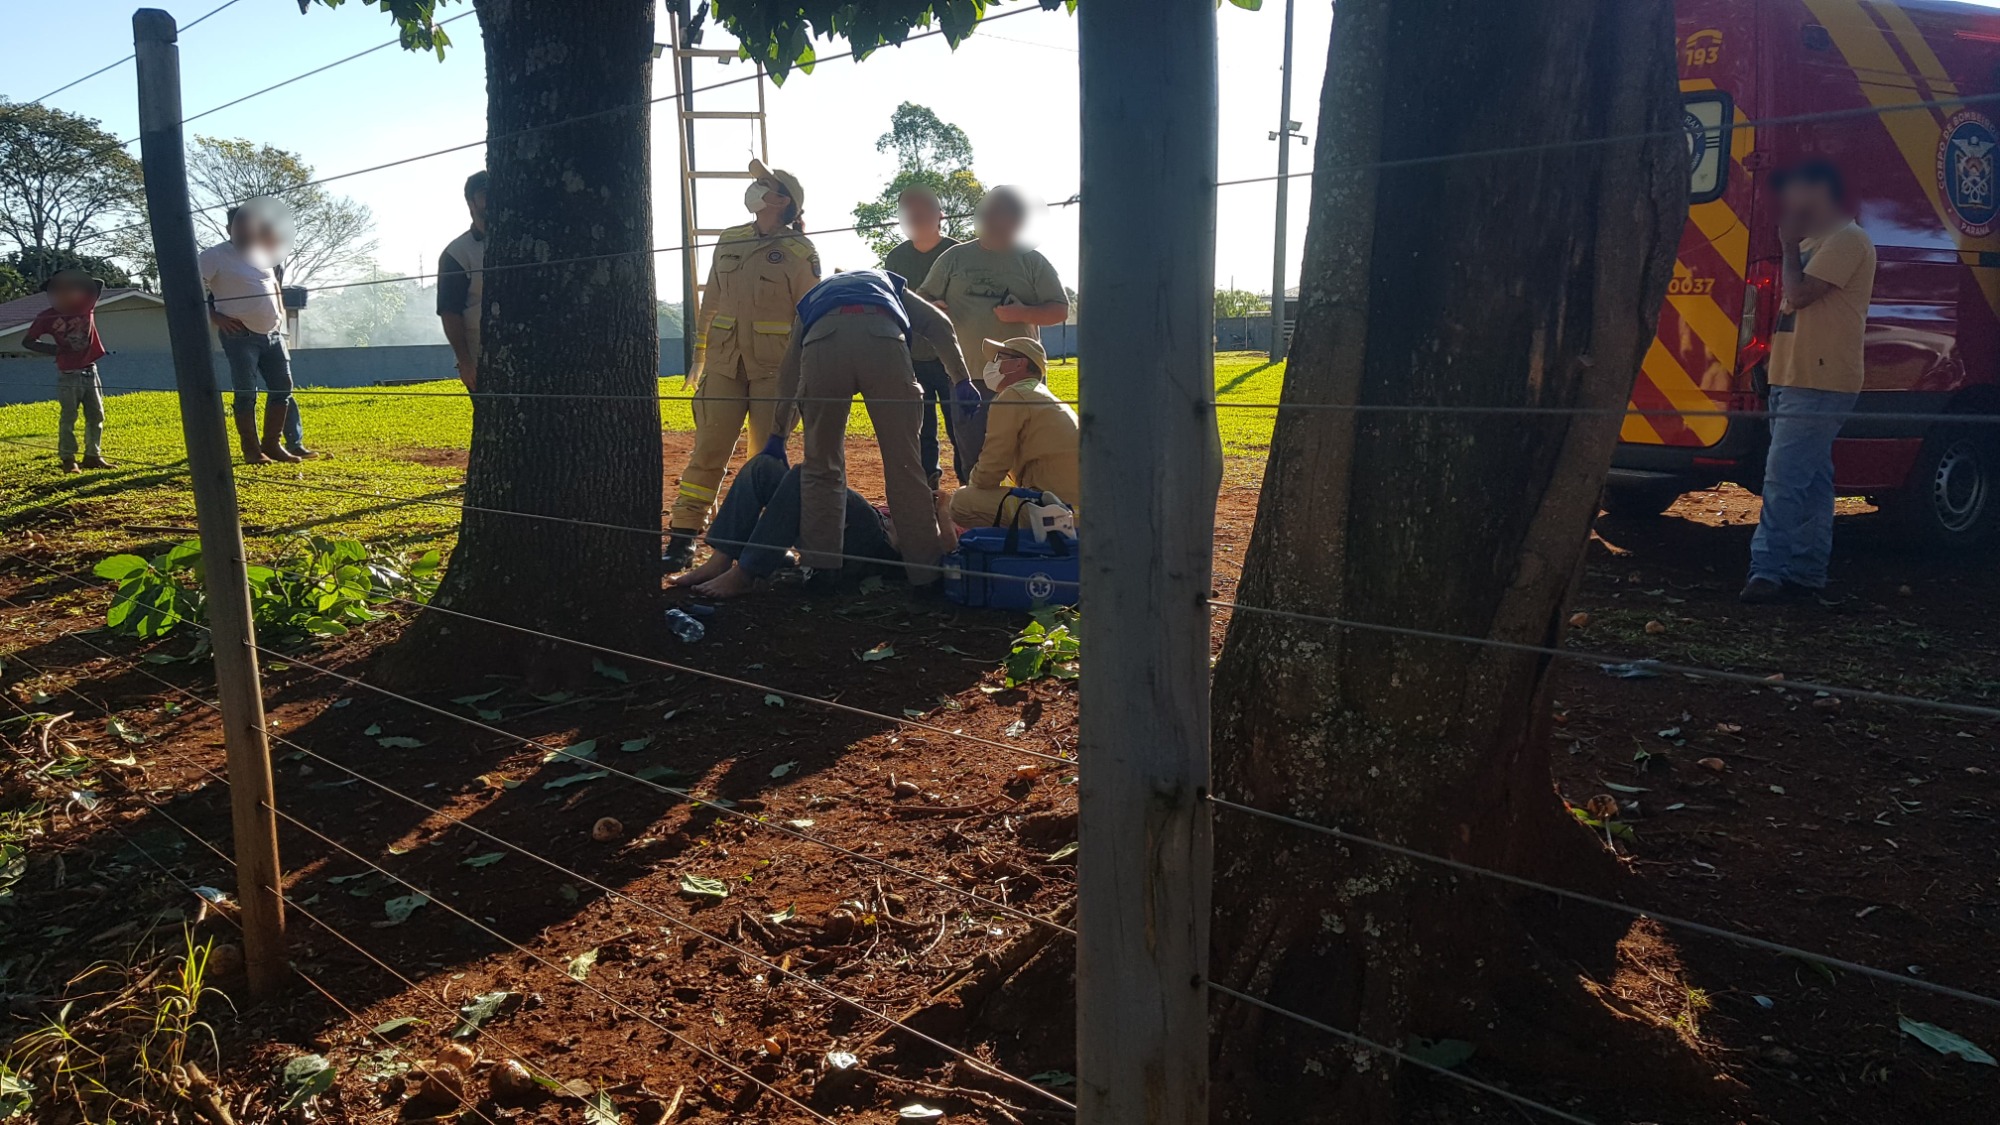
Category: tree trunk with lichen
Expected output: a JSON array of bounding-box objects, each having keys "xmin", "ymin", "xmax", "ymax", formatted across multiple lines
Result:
[
  {"xmin": 386, "ymin": 0, "xmax": 662, "ymax": 684},
  {"xmin": 1207, "ymin": 0, "xmax": 1687, "ymax": 1118}
]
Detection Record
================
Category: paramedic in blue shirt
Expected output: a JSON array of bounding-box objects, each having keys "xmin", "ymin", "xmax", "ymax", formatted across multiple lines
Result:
[{"xmin": 763, "ymin": 269, "xmax": 973, "ymax": 592}]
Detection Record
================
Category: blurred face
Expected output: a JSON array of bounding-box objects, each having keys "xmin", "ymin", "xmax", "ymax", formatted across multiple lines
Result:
[
  {"xmin": 467, "ymin": 189, "xmax": 488, "ymax": 227},
  {"xmin": 749, "ymin": 177, "xmax": 792, "ymax": 220},
  {"xmin": 899, "ymin": 190, "xmax": 943, "ymax": 238},
  {"xmin": 47, "ymin": 278, "xmax": 90, "ymax": 314},
  {"xmin": 976, "ymin": 194, "xmax": 1025, "ymax": 246},
  {"xmin": 997, "ymin": 351, "xmax": 1034, "ymax": 379},
  {"xmin": 1780, "ymin": 178, "xmax": 1836, "ymax": 229}
]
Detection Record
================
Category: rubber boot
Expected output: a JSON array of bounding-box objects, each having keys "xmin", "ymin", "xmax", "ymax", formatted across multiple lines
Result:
[
  {"xmin": 261, "ymin": 400, "xmax": 302, "ymax": 463},
  {"xmin": 236, "ymin": 410, "xmax": 271, "ymax": 465}
]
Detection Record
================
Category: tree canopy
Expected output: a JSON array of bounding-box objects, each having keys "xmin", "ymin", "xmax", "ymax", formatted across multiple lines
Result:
[
  {"xmin": 0, "ymin": 101, "xmax": 143, "ymax": 275},
  {"xmin": 185, "ymin": 136, "xmax": 379, "ymax": 287},
  {"xmin": 851, "ymin": 103, "xmax": 984, "ymax": 260}
]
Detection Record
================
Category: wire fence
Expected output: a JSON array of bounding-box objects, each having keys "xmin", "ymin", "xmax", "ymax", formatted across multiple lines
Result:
[{"xmin": 7, "ymin": 3, "xmax": 2000, "ymax": 1123}]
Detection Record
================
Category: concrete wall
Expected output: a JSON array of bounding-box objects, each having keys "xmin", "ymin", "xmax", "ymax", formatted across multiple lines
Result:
[{"xmin": 0, "ymin": 338, "xmax": 689, "ymax": 406}]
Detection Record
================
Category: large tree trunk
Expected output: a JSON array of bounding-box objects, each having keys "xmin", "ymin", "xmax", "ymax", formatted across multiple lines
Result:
[
  {"xmin": 388, "ymin": 0, "xmax": 661, "ymax": 683},
  {"xmin": 1208, "ymin": 0, "xmax": 1687, "ymax": 1118}
]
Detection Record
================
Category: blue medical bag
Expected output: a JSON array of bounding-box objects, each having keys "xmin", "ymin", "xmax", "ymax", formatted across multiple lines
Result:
[{"xmin": 941, "ymin": 527, "xmax": 1080, "ymax": 611}]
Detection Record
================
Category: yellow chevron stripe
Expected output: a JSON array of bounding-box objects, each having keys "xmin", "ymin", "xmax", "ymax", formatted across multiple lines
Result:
[
  {"xmin": 1666, "ymin": 283, "xmax": 1740, "ymax": 384},
  {"xmin": 1689, "ymin": 201, "xmax": 1747, "ymax": 278},
  {"xmin": 1871, "ymin": 1, "xmax": 1960, "ymax": 98},
  {"xmin": 1641, "ymin": 338, "xmax": 1729, "ymax": 445},
  {"xmin": 1620, "ymin": 404, "xmax": 1665, "ymax": 445},
  {"xmin": 1803, "ymin": 0, "xmax": 2000, "ymax": 319}
]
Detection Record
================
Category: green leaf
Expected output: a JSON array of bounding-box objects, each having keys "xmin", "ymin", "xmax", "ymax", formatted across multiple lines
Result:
[
  {"xmin": 1899, "ymin": 1017, "xmax": 1997, "ymax": 1065},
  {"xmin": 1046, "ymin": 841, "xmax": 1079, "ymax": 863},
  {"xmin": 542, "ymin": 738, "xmax": 597, "ymax": 764},
  {"xmin": 453, "ymin": 990, "xmax": 518, "ymax": 1039},
  {"xmin": 763, "ymin": 694, "xmax": 785, "ymax": 708},
  {"xmin": 451, "ymin": 689, "xmax": 502, "ymax": 706},
  {"xmin": 1404, "ymin": 1036, "xmax": 1477, "ymax": 1070},
  {"xmin": 0, "ymin": 1070, "xmax": 33, "ymax": 1117},
  {"xmin": 633, "ymin": 763, "xmax": 687, "ymax": 783},
  {"xmin": 679, "ymin": 874, "xmax": 730, "ymax": 900},
  {"xmin": 461, "ymin": 852, "xmax": 506, "ymax": 869},
  {"xmin": 1028, "ymin": 1070, "xmax": 1077, "ymax": 1088},
  {"xmin": 370, "ymin": 1015, "xmax": 424, "ymax": 1038},
  {"xmin": 769, "ymin": 903, "xmax": 796, "ymax": 923},
  {"xmin": 1602, "ymin": 782, "xmax": 1649, "ymax": 794},
  {"xmin": 1226, "ymin": 0, "xmax": 1264, "ymax": 10},
  {"xmin": 106, "ymin": 716, "xmax": 146, "ymax": 744},
  {"xmin": 770, "ymin": 760, "xmax": 798, "ymax": 778},
  {"xmin": 363, "ymin": 723, "xmax": 382, "ymax": 737},
  {"xmin": 619, "ymin": 736, "xmax": 654, "ymax": 753},
  {"xmin": 375, "ymin": 736, "xmax": 425, "ymax": 749},
  {"xmin": 544, "ymin": 770, "xmax": 609, "ymax": 790},
  {"xmin": 592, "ymin": 658, "xmax": 630, "ymax": 683},
  {"xmin": 375, "ymin": 893, "xmax": 428, "ymax": 927},
  {"xmin": 280, "ymin": 1053, "xmax": 336, "ymax": 1110},
  {"xmin": 567, "ymin": 947, "xmax": 599, "ymax": 980},
  {"xmin": 860, "ymin": 642, "xmax": 895, "ymax": 662},
  {"xmin": 93, "ymin": 554, "xmax": 150, "ymax": 580}
]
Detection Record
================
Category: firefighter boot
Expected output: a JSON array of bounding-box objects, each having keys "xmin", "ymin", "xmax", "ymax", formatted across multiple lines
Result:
[
  {"xmin": 661, "ymin": 529, "xmax": 699, "ymax": 572},
  {"xmin": 261, "ymin": 400, "xmax": 303, "ymax": 463},
  {"xmin": 236, "ymin": 409, "xmax": 271, "ymax": 465}
]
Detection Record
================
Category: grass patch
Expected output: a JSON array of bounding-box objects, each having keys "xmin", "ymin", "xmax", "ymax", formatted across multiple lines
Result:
[{"xmin": 0, "ymin": 352, "xmax": 1285, "ymax": 559}]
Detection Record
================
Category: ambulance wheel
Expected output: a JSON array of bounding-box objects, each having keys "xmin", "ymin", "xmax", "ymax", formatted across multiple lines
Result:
[
  {"xmin": 1887, "ymin": 426, "xmax": 2000, "ymax": 550},
  {"xmin": 1600, "ymin": 482, "xmax": 1683, "ymax": 519}
]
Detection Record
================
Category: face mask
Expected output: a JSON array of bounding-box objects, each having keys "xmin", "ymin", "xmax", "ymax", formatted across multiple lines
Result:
[
  {"xmin": 744, "ymin": 184, "xmax": 770, "ymax": 213},
  {"xmin": 981, "ymin": 358, "xmax": 1007, "ymax": 392}
]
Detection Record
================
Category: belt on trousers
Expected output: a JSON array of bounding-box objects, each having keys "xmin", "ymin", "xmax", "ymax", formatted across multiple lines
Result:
[{"xmin": 831, "ymin": 304, "xmax": 889, "ymax": 316}]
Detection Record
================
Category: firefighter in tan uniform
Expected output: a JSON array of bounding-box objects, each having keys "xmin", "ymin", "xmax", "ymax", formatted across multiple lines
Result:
[{"xmin": 664, "ymin": 159, "xmax": 821, "ymax": 570}]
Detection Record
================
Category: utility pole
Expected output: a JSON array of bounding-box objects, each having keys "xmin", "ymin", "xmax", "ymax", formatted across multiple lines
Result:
[
  {"xmin": 1268, "ymin": 0, "xmax": 1307, "ymax": 362},
  {"xmin": 1075, "ymin": 0, "xmax": 1219, "ymax": 1121},
  {"xmin": 133, "ymin": 7, "xmax": 288, "ymax": 1000}
]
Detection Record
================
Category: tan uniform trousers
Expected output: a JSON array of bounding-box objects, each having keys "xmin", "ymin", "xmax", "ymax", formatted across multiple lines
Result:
[
  {"xmin": 669, "ymin": 360, "xmax": 780, "ymax": 531},
  {"xmin": 798, "ymin": 315, "xmax": 944, "ymax": 585}
]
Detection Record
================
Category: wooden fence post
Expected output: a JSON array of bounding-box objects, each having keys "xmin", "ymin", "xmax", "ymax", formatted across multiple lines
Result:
[
  {"xmin": 1074, "ymin": 1, "xmax": 1221, "ymax": 1121},
  {"xmin": 132, "ymin": 7, "xmax": 288, "ymax": 999}
]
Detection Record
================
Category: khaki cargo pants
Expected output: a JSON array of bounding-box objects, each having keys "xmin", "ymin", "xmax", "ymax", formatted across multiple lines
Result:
[
  {"xmin": 797, "ymin": 314, "xmax": 944, "ymax": 585},
  {"xmin": 669, "ymin": 360, "xmax": 780, "ymax": 531}
]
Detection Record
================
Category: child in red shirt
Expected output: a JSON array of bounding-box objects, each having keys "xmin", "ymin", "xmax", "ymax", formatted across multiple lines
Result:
[{"xmin": 22, "ymin": 270, "xmax": 113, "ymax": 473}]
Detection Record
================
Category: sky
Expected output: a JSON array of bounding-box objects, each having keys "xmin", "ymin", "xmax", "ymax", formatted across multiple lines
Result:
[{"xmin": 6, "ymin": 0, "xmax": 1333, "ymax": 307}]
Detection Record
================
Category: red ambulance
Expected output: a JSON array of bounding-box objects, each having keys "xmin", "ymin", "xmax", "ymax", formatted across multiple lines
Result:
[{"xmin": 1608, "ymin": 0, "xmax": 2000, "ymax": 547}]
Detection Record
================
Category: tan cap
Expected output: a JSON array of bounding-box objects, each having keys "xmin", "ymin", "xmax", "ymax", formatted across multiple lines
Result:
[
  {"xmin": 749, "ymin": 158, "xmax": 804, "ymax": 214},
  {"xmin": 983, "ymin": 336, "xmax": 1047, "ymax": 375}
]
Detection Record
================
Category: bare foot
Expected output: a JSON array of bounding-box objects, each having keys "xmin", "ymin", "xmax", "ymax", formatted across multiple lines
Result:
[
  {"xmin": 670, "ymin": 551, "xmax": 732, "ymax": 587},
  {"xmin": 693, "ymin": 564, "xmax": 759, "ymax": 599}
]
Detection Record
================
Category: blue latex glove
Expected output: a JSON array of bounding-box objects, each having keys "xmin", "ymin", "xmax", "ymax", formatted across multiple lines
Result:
[
  {"xmin": 759, "ymin": 432, "xmax": 789, "ymax": 466},
  {"xmin": 952, "ymin": 379, "xmax": 984, "ymax": 424}
]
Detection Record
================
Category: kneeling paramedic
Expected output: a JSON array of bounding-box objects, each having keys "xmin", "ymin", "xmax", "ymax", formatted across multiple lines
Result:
[
  {"xmin": 764, "ymin": 268, "xmax": 973, "ymax": 592},
  {"xmin": 948, "ymin": 337, "xmax": 1079, "ymax": 530}
]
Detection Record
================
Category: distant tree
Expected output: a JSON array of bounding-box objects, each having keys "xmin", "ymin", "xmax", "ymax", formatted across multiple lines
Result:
[
  {"xmin": 851, "ymin": 103, "xmax": 983, "ymax": 261},
  {"xmin": 1064, "ymin": 285, "xmax": 1079, "ymax": 324},
  {"xmin": 0, "ymin": 262, "xmax": 27, "ymax": 302},
  {"xmin": 302, "ymin": 269, "xmax": 411, "ymax": 347},
  {"xmin": 185, "ymin": 136, "xmax": 379, "ymax": 287},
  {"xmin": 1213, "ymin": 288, "xmax": 1268, "ymax": 319},
  {"xmin": 656, "ymin": 300, "xmax": 685, "ymax": 339},
  {"xmin": 7, "ymin": 247, "xmax": 135, "ymax": 290},
  {"xmin": 0, "ymin": 101, "xmax": 144, "ymax": 280}
]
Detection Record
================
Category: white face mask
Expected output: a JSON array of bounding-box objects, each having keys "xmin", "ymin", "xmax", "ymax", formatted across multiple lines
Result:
[
  {"xmin": 744, "ymin": 184, "xmax": 770, "ymax": 213},
  {"xmin": 981, "ymin": 358, "xmax": 1007, "ymax": 392}
]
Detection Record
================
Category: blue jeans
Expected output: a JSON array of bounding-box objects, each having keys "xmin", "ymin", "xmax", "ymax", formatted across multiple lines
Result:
[
  {"xmin": 1749, "ymin": 384, "xmax": 1858, "ymax": 589},
  {"xmin": 911, "ymin": 358, "xmax": 958, "ymax": 488},
  {"xmin": 220, "ymin": 331, "xmax": 303, "ymax": 450},
  {"xmin": 705, "ymin": 454, "xmax": 897, "ymax": 578}
]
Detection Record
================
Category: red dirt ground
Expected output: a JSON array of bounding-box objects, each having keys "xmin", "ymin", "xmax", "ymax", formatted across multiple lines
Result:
[{"xmin": 2, "ymin": 442, "xmax": 1996, "ymax": 1125}]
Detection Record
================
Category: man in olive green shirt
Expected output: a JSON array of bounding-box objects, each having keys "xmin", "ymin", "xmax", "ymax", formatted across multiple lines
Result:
[
  {"xmin": 915, "ymin": 186, "xmax": 1069, "ymax": 483},
  {"xmin": 883, "ymin": 185, "xmax": 960, "ymax": 488}
]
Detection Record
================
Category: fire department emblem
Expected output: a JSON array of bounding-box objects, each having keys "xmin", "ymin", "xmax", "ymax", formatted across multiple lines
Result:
[
  {"xmin": 1683, "ymin": 109, "xmax": 1710, "ymax": 169},
  {"xmin": 1939, "ymin": 109, "xmax": 2000, "ymax": 237}
]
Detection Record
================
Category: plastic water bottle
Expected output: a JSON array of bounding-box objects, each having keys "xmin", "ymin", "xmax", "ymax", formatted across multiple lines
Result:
[{"xmin": 664, "ymin": 608, "xmax": 705, "ymax": 644}]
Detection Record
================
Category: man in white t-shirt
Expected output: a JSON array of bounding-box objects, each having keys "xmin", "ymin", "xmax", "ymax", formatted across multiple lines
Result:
[{"xmin": 199, "ymin": 204, "xmax": 305, "ymax": 463}]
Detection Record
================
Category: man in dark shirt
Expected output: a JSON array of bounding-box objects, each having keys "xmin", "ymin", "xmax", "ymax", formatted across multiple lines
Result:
[
  {"xmin": 881, "ymin": 185, "xmax": 959, "ymax": 488},
  {"xmin": 437, "ymin": 171, "xmax": 487, "ymax": 389}
]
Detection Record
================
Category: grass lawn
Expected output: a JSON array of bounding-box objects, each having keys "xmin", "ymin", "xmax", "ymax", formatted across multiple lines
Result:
[{"xmin": 0, "ymin": 351, "xmax": 1283, "ymax": 559}]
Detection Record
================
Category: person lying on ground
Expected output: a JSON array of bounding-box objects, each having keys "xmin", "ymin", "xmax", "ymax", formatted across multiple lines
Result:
[
  {"xmin": 947, "ymin": 336, "xmax": 1080, "ymax": 529},
  {"xmin": 21, "ymin": 269, "xmax": 112, "ymax": 473},
  {"xmin": 670, "ymin": 451, "xmax": 958, "ymax": 599}
]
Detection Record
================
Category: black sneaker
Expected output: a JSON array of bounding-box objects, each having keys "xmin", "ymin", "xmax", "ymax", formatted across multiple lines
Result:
[
  {"xmin": 660, "ymin": 530, "xmax": 698, "ymax": 572},
  {"xmin": 284, "ymin": 444, "xmax": 315, "ymax": 459},
  {"xmin": 1738, "ymin": 577, "xmax": 1786, "ymax": 605}
]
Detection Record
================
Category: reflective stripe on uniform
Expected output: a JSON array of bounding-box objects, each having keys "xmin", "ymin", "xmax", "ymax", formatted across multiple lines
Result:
[
  {"xmin": 677, "ymin": 480, "xmax": 716, "ymax": 502},
  {"xmin": 752, "ymin": 321, "xmax": 792, "ymax": 334}
]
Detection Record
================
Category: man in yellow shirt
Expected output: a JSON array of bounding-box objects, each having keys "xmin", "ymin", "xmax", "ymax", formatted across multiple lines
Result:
[
  {"xmin": 948, "ymin": 337, "xmax": 1080, "ymax": 529},
  {"xmin": 1743, "ymin": 160, "xmax": 1877, "ymax": 604}
]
